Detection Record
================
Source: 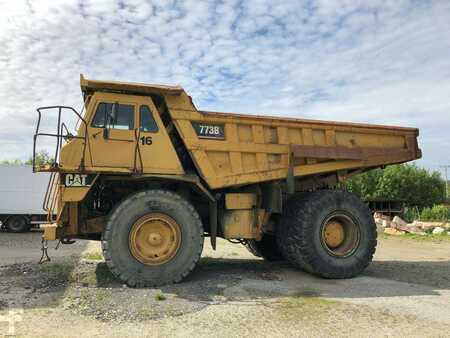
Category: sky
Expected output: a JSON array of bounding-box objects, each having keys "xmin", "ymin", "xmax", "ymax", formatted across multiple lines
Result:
[{"xmin": 0, "ymin": 0, "xmax": 449, "ymax": 175}]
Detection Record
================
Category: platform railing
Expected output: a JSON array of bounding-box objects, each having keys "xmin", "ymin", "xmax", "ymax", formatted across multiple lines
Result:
[{"xmin": 33, "ymin": 106, "xmax": 88, "ymax": 172}]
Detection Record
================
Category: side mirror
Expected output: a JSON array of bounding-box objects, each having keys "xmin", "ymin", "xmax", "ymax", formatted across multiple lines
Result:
[
  {"xmin": 111, "ymin": 102, "xmax": 118, "ymax": 122},
  {"xmin": 105, "ymin": 102, "xmax": 118, "ymax": 128},
  {"xmin": 102, "ymin": 102, "xmax": 118, "ymax": 139}
]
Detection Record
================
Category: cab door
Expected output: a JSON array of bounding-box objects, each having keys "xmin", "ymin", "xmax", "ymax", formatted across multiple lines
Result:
[
  {"xmin": 135, "ymin": 97, "xmax": 184, "ymax": 175},
  {"xmin": 88, "ymin": 94, "xmax": 137, "ymax": 170}
]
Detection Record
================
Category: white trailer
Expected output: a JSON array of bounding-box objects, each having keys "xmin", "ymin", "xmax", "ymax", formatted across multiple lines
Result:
[{"xmin": 0, "ymin": 165, "xmax": 50, "ymax": 232}]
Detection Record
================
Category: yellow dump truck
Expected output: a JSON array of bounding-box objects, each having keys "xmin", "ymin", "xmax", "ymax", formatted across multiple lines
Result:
[{"xmin": 33, "ymin": 75, "xmax": 421, "ymax": 286}]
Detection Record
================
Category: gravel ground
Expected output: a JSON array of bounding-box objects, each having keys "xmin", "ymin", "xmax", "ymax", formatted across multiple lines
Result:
[
  {"xmin": 0, "ymin": 229, "xmax": 91, "ymax": 265},
  {"xmin": 1, "ymin": 231, "xmax": 450, "ymax": 337}
]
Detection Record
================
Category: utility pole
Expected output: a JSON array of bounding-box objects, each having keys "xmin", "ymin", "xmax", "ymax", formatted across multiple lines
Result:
[{"xmin": 440, "ymin": 165, "xmax": 450, "ymax": 200}]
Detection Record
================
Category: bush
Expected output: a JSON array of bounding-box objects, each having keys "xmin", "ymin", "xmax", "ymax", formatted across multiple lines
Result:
[
  {"xmin": 343, "ymin": 169, "xmax": 383, "ymax": 199},
  {"xmin": 419, "ymin": 205, "xmax": 449, "ymax": 222},
  {"xmin": 404, "ymin": 207, "xmax": 420, "ymax": 223},
  {"xmin": 342, "ymin": 164, "xmax": 446, "ymax": 210}
]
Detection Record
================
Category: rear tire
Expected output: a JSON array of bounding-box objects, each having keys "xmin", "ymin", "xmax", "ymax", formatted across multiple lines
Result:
[
  {"xmin": 102, "ymin": 189, "xmax": 204, "ymax": 287},
  {"xmin": 245, "ymin": 234, "xmax": 284, "ymax": 261},
  {"xmin": 6, "ymin": 216, "xmax": 31, "ymax": 233},
  {"xmin": 276, "ymin": 190, "xmax": 377, "ymax": 279}
]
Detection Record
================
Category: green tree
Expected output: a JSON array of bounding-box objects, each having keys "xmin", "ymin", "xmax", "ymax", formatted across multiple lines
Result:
[
  {"xmin": 0, "ymin": 159, "xmax": 24, "ymax": 165},
  {"xmin": 376, "ymin": 165, "xmax": 445, "ymax": 209},
  {"xmin": 1, "ymin": 150, "xmax": 54, "ymax": 167},
  {"xmin": 26, "ymin": 150, "xmax": 54, "ymax": 166},
  {"xmin": 342, "ymin": 164, "xmax": 445, "ymax": 210},
  {"xmin": 343, "ymin": 168, "xmax": 383, "ymax": 199}
]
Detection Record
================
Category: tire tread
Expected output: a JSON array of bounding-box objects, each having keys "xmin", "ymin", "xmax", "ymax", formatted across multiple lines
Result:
[
  {"xmin": 277, "ymin": 190, "xmax": 377, "ymax": 278},
  {"xmin": 101, "ymin": 189, "xmax": 203, "ymax": 287}
]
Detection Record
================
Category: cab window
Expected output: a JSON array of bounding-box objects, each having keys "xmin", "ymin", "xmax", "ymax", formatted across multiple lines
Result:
[
  {"xmin": 139, "ymin": 105, "xmax": 159, "ymax": 132},
  {"xmin": 91, "ymin": 102, "xmax": 135, "ymax": 130}
]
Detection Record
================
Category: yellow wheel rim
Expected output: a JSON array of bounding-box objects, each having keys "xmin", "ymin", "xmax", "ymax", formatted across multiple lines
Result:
[
  {"xmin": 320, "ymin": 213, "xmax": 360, "ymax": 257},
  {"xmin": 323, "ymin": 221, "xmax": 345, "ymax": 248},
  {"xmin": 129, "ymin": 213, "xmax": 181, "ymax": 265}
]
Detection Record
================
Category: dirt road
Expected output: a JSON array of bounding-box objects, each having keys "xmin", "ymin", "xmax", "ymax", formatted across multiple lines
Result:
[{"xmin": 1, "ymin": 231, "xmax": 449, "ymax": 337}]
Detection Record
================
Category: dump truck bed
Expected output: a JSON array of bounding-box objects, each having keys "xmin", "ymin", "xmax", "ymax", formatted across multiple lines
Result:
[{"xmin": 169, "ymin": 107, "xmax": 421, "ymax": 189}]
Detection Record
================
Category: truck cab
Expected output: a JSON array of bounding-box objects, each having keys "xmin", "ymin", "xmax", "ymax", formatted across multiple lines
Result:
[{"xmin": 59, "ymin": 91, "xmax": 183, "ymax": 175}]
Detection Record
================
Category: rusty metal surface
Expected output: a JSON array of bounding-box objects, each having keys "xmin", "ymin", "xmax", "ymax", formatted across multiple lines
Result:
[
  {"xmin": 292, "ymin": 144, "xmax": 366, "ymax": 160},
  {"xmin": 291, "ymin": 143, "xmax": 421, "ymax": 162}
]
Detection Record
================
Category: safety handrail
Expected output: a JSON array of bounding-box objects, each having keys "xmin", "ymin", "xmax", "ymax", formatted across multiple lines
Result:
[
  {"xmin": 33, "ymin": 106, "xmax": 89, "ymax": 172},
  {"xmin": 43, "ymin": 172, "xmax": 58, "ymax": 212},
  {"xmin": 42, "ymin": 172, "xmax": 60, "ymax": 222},
  {"xmin": 48, "ymin": 185, "xmax": 59, "ymax": 220}
]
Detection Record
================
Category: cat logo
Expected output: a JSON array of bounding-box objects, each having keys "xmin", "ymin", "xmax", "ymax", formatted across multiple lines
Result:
[{"xmin": 65, "ymin": 174, "xmax": 89, "ymax": 187}]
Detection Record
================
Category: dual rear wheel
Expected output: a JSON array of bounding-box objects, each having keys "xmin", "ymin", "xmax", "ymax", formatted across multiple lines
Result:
[
  {"xmin": 276, "ymin": 190, "xmax": 377, "ymax": 278},
  {"xmin": 245, "ymin": 190, "xmax": 377, "ymax": 279}
]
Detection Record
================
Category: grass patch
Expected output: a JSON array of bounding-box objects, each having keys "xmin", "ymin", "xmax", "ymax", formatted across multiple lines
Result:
[
  {"xmin": 95, "ymin": 289, "xmax": 112, "ymax": 302},
  {"xmin": 40, "ymin": 261, "xmax": 75, "ymax": 281},
  {"xmin": 380, "ymin": 232, "xmax": 450, "ymax": 242},
  {"xmin": 83, "ymin": 252, "xmax": 103, "ymax": 260},
  {"xmin": 274, "ymin": 296, "xmax": 339, "ymax": 317},
  {"xmin": 403, "ymin": 232, "xmax": 450, "ymax": 242},
  {"xmin": 154, "ymin": 292, "xmax": 166, "ymax": 301},
  {"xmin": 75, "ymin": 289, "xmax": 112, "ymax": 312},
  {"xmin": 280, "ymin": 295, "xmax": 336, "ymax": 308},
  {"xmin": 79, "ymin": 263, "xmax": 117, "ymax": 286},
  {"xmin": 78, "ymin": 289, "xmax": 90, "ymax": 311}
]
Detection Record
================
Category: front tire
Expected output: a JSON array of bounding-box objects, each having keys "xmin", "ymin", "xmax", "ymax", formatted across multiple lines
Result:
[
  {"xmin": 102, "ymin": 189, "xmax": 204, "ymax": 287},
  {"xmin": 277, "ymin": 190, "xmax": 377, "ymax": 279}
]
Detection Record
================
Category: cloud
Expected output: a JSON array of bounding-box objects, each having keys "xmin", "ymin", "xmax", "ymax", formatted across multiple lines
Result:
[{"xmin": 0, "ymin": 0, "xmax": 449, "ymax": 173}]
